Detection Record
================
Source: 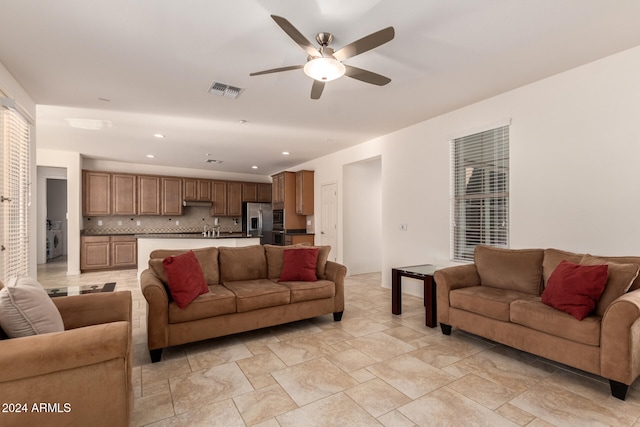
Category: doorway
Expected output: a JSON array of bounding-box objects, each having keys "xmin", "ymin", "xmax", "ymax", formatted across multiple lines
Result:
[
  {"xmin": 343, "ymin": 157, "xmax": 382, "ymax": 274},
  {"xmin": 37, "ymin": 166, "xmax": 68, "ymax": 267}
]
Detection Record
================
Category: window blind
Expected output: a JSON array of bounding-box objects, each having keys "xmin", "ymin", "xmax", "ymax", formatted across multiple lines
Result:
[
  {"xmin": 450, "ymin": 125, "xmax": 509, "ymax": 262},
  {"xmin": 0, "ymin": 102, "xmax": 31, "ymax": 282}
]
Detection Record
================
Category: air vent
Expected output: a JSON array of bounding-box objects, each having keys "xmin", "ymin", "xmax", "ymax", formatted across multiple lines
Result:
[
  {"xmin": 206, "ymin": 159, "xmax": 223, "ymax": 165},
  {"xmin": 208, "ymin": 81, "xmax": 244, "ymax": 99}
]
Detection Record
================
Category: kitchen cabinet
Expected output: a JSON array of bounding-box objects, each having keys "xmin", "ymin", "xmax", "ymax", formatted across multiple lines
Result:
[
  {"xmin": 227, "ymin": 182, "xmax": 243, "ymax": 217},
  {"xmin": 138, "ymin": 175, "xmax": 161, "ymax": 215},
  {"xmin": 285, "ymin": 234, "xmax": 314, "ymax": 246},
  {"xmin": 272, "ymin": 173, "xmax": 285, "ymax": 207},
  {"xmin": 161, "ymin": 176, "xmax": 183, "ymax": 215},
  {"xmin": 81, "ymin": 235, "xmax": 137, "ymax": 271},
  {"xmin": 242, "ymin": 183, "xmax": 257, "ymax": 202},
  {"xmin": 80, "ymin": 236, "xmax": 110, "ymax": 271},
  {"xmin": 83, "ymin": 171, "xmax": 111, "ymax": 216},
  {"xmin": 211, "ymin": 181, "xmax": 227, "ymax": 216},
  {"xmin": 111, "ymin": 236, "xmax": 137, "ymax": 268},
  {"xmin": 184, "ymin": 178, "xmax": 211, "ymax": 201},
  {"xmin": 295, "ymin": 170, "xmax": 314, "ymax": 215},
  {"xmin": 257, "ymin": 183, "xmax": 272, "ymax": 203},
  {"xmin": 112, "ymin": 173, "xmax": 137, "ymax": 215}
]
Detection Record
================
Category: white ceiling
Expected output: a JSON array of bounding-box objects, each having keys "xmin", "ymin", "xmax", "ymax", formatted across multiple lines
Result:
[{"xmin": 1, "ymin": 0, "xmax": 640, "ymax": 176}]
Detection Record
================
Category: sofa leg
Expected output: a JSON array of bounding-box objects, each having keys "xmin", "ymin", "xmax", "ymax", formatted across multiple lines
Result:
[
  {"xmin": 440, "ymin": 323, "xmax": 452, "ymax": 335},
  {"xmin": 150, "ymin": 348, "xmax": 163, "ymax": 363},
  {"xmin": 333, "ymin": 311, "xmax": 344, "ymax": 321},
  {"xmin": 610, "ymin": 380, "xmax": 629, "ymax": 400}
]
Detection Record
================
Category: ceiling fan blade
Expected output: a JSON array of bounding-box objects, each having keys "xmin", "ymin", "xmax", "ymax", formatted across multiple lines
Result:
[
  {"xmin": 333, "ymin": 26, "xmax": 395, "ymax": 61},
  {"xmin": 250, "ymin": 65, "xmax": 304, "ymax": 76},
  {"xmin": 271, "ymin": 15, "xmax": 320, "ymax": 58},
  {"xmin": 311, "ymin": 80, "xmax": 325, "ymax": 99},
  {"xmin": 344, "ymin": 65, "xmax": 391, "ymax": 86}
]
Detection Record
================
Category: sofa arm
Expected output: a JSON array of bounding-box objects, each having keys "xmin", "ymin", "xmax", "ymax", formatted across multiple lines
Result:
[
  {"xmin": 601, "ymin": 290, "xmax": 640, "ymax": 385},
  {"xmin": 140, "ymin": 269, "xmax": 170, "ymax": 350},
  {"xmin": 0, "ymin": 322, "xmax": 132, "ymax": 426},
  {"xmin": 52, "ymin": 290, "xmax": 131, "ymax": 330},
  {"xmin": 326, "ymin": 261, "xmax": 347, "ymax": 313},
  {"xmin": 434, "ymin": 264, "xmax": 480, "ymax": 325}
]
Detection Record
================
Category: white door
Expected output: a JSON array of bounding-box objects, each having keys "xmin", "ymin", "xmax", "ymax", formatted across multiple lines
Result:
[{"xmin": 320, "ymin": 183, "xmax": 338, "ymax": 261}]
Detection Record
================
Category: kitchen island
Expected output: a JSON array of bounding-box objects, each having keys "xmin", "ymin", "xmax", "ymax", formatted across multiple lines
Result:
[{"xmin": 136, "ymin": 233, "xmax": 260, "ymax": 278}]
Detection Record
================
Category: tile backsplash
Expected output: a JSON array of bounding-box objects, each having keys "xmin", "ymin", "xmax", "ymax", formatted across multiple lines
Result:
[{"xmin": 83, "ymin": 206, "xmax": 242, "ymax": 234}]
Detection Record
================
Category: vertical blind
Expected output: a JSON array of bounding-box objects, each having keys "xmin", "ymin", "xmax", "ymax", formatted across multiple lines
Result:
[
  {"xmin": 0, "ymin": 101, "xmax": 31, "ymax": 282},
  {"xmin": 451, "ymin": 125, "xmax": 509, "ymax": 262}
]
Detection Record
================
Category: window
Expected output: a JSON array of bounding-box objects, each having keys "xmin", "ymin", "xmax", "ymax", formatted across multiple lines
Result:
[
  {"xmin": 451, "ymin": 124, "xmax": 509, "ymax": 262},
  {"xmin": 0, "ymin": 97, "xmax": 31, "ymax": 282}
]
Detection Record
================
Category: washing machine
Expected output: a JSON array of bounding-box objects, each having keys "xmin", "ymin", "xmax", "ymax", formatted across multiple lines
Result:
[{"xmin": 47, "ymin": 225, "xmax": 63, "ymax": 259}]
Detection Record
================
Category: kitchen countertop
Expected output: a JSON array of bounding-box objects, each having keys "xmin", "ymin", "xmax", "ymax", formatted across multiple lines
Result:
[{"xmin": 136, "ymin": 232, "xmax": 254, "ymax": 239}]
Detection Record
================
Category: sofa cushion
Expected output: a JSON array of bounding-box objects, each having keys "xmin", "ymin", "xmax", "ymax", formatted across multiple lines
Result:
[
  {"xmin": 541, "ymin": 261, "xmax": 609, "ymax": 320},
  {"xmin": 449, "ymin": 285, "xmax": 537, "ymax": 322},
  {"xmin": 580, "ymin": 255, "xmax": 640, "ymax": 316},
  {"xmin": 510, "ymin": 298, "xmax": 601, "ymax": 346},
  {"xmin": 279, "ymin": 247, "xmax": 319, "ymax": 282},
  {"xmin": 163, "ymin": 251, "xmax": 210, "ymax": 309},
  {"xmin": 542, "ymin": 248, "xmax": 584, "ymax": 286},
  {"xmin": 223, "ymin": 279, "xmax": 290, "ymax": 312},
  {"xmin": 474, "ymin": 246, "xmax": 544, "ymax": 295},
  {"xmin": 278, "ymin": 280, "xmax": 336, "ymax": 303},
  {"xmin": 169, "ymin": 284, "xmax": 237, "ymax": 324},
  {"xmin": 0, "ymin": 277, "xmax": 64, "ymax": 338},
  {"xmin": 219, "ymin": 245, "xmax": 267, "ymax": 282},
  {"xmin": 588, "ymin": 255, "xmax": 640, "ymax": 291},
  {"xmin": 265, "ymin": 244, "xmax": 308, "ymax": 279},
  {"xmin": 150, "ymin": 247, "xmax": 219, "ymax": 285}
]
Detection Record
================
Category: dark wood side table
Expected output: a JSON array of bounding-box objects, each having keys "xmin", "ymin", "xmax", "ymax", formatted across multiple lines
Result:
[{"xmin": 392, "ymin": 264, "xmax": 439, "ymax": 328}]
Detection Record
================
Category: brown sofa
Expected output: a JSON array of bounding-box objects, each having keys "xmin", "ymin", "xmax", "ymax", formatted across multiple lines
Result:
[
  {"xmin": 0, "ymin": 291, "xmax": 133, "ymax": 427},
  {"xmin": 140, "ymin": 244, "xmax": 347, "ymax": 362},
  {"xmin": 435, "ymin": 246, "xmax": 640, "ymax": 400}
]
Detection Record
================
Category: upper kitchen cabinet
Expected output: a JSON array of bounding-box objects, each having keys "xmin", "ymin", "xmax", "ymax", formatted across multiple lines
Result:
[
  {"xmin": 272, "ymin": 172, "xmax": 295, "ymax": 210},
  {"xmin": 138, "ymin": 175, "xmax": 161, "ymax": 215},
  {"xmin": 257, "ymin": 183, "xmax": 272, "ymax": 203},
  {"xmin": 184, "ymin": 178, "xmax": 211, "ymax": 201},
  {"xmin": 227, "ymin": 182, "xmax": 243, "ymax": 217},
  {"xmin": 242, "ymin": 183, "xmax": 257, "ymax": 202},
  {"xmin": 295, "ymin": 170, "xmax": 314, "ymax": 215},
  {"xmin": 112, "ymin": 173, "xmax": 137, "ymax": 215},
  {"xmin": 211, "ymin": 180, "xmax": 227, "ymax": 216},
  {"xmin": 83, "ymin": 171, "xmax": 111, "ymax": 216},
  {"xmin": 161, "ymin": 177, "xmax": 183, "ymax": 216}
]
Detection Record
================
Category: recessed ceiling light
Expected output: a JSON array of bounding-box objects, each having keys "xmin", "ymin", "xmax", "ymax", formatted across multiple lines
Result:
[
  {"xmin": 153, "ymin": 133, "xmax": 165, "ymax": 138},
  {"xmin": 146, "ymin": 154, "xmax": 155, "ymax": 158},
  {"xmin": 239, "ymin": 119, "xmax": 247, "ymax": 124},
  {"xmin": 282, "ymin": 151, "xmax": 290, "ymax": 155},
  {"xmin": 251, "ymin": 165, "xmax": 258, "ymax": 169}
]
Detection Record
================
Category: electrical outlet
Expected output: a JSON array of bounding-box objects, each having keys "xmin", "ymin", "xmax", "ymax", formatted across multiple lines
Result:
[
  {"xmin": 136, "ymin": 220, "xmax": 141, "ymax": 226},
  {"xmin": 307, "ymin": 220, "xmax": 312, "ymax": 226},
  {"xmin": 98, "ymin": 220, "xmax": 103, "ymax": 226},
  {"xmin": 400, "ymin": 224, "xmax": 408, "ymax": 231},
  {"xmin": 175, "ymin": 220, "xmax": 179, "ymax": 226},
  {"xmin": 117, "ymin": 220, "xmax": 122, "ymax": 226}
]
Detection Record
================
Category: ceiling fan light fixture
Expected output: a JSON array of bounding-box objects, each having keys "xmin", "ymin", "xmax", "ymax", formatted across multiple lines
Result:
[{"xmin": 304, "ymin": 57, "xmax": 345, "ymax": 82}]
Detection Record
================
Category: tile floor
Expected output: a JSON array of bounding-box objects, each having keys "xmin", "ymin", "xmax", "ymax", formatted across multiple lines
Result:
[{"xmin": 38, "ymin": 259, "xmax": 640, "ymax": 426}]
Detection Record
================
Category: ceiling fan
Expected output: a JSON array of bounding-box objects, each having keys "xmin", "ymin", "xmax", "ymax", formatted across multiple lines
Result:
[{"xmin": 250, "ymin": 15, "xmax": 395, "ymax": 100}]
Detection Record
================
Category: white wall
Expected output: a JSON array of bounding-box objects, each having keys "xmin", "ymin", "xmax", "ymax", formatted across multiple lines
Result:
[
  {"xmin": 293, "ymin": 45, "xmax": 640, "ymax": 297},
  {"xmin": 0, "ymin": 62, "xmax": 37, "ymax": 278},
  {"xmin": 343, "ymin": 157, "xmax": 382, "ymax": 274}
]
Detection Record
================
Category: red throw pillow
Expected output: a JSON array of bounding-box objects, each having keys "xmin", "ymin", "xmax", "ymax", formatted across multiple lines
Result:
[
  {"xmin": 541, "ymin": 260, "xmax": 609, "ymax": 320},
  {"xmin": 162, "ymin": 251, "xmax": 209, "ymax": 309},
  {"xmin": 279, "ymin": 248, "xmax": 319, "ymax": 282}
]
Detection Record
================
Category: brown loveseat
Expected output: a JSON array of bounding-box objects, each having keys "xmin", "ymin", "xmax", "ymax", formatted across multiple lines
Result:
[
  {"xmin": 0, "ymin": 291, "xmax": 133, "ymax": 427},
  {"xmin": 140, "ymin": 244, "xmax": 347, "ymax": 362},
  {"xmin": 435, "ymin": 246, "xmax": 640, "ymax": 400}
]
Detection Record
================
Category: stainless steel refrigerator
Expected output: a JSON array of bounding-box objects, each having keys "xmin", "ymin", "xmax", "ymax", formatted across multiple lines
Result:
[{"xmin": 242, "ymin": 202, "xmax": 273, "ymax": 245}]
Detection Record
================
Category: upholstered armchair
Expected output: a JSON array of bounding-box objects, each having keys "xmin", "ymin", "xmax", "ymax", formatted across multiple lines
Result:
[{"xmin": 0, "ymin": 290, "xmax": 133, "ymax": 427}]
